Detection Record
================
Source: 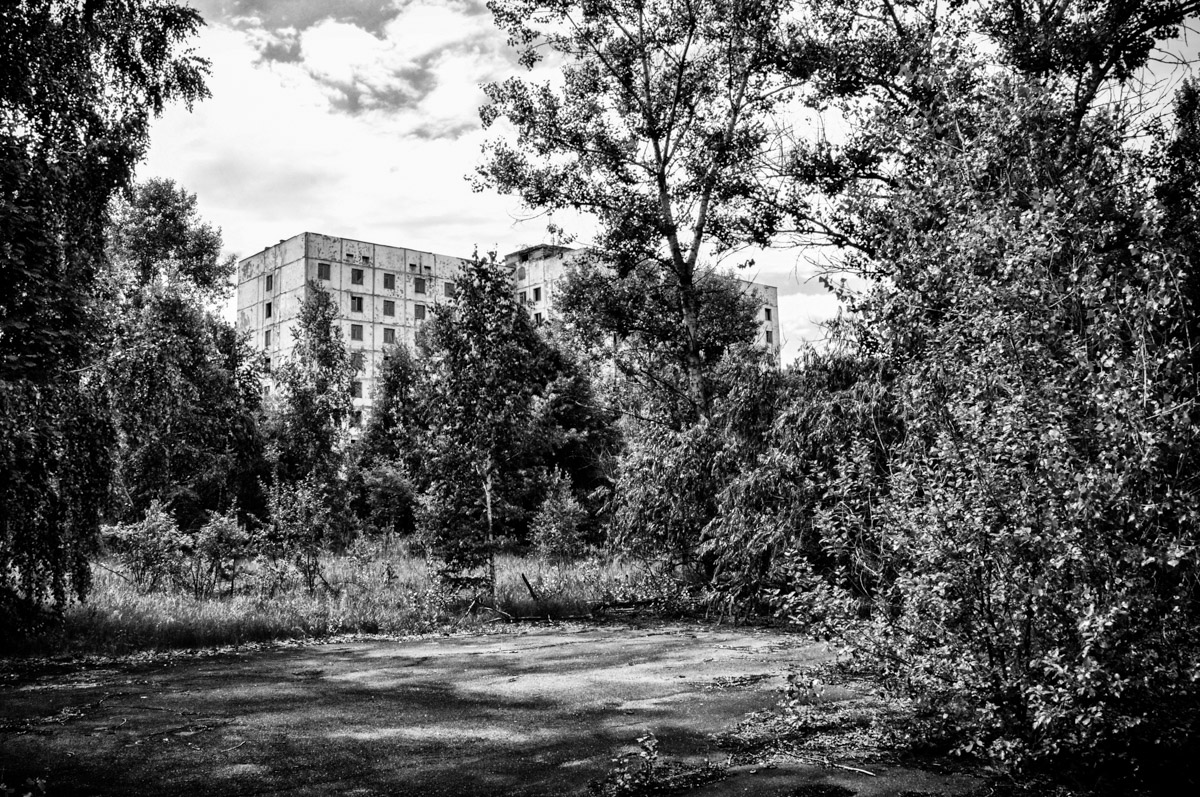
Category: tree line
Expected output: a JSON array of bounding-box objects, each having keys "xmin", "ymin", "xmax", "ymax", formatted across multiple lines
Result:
[{"xmin": 3, "ymin": 0, "xmax": 1200, "ymax": 789}]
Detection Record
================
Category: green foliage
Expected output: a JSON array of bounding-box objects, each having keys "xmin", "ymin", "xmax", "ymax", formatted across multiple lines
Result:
[
  {"xmin": 415, "ymin": 251, "xmax": 563, "ymax": 591},
  {"xmin": 105, "ymin": 177, "xmax": 236, "ymax": 299},
  {"xmin": 532, "ymin": 470, "xmax": 590, "ymax": 562},
  {"xmin": 270, "ymin": 282, "xmax": 356, "ymax": 483},
  {"xmin": 103, "ymin": 501, "xmax": 186, "ymax": 593},
  {"xmin": 0, "ymin": 0, "xmax": 208, "ymax": 621},
  {"xmin": 776, "ymin": 0, "xmax": 1200, "ymax": 779},
  {"xmin": 103, "ymin": 283, "xmax": 266, "ymax": 531},
  {"xmin": 557, "ymin": 256, "xmax": 763, "ymax": 428},
  {"xmin": 480, "ymin": 0, "xmax": 798, "ymax": 416}
]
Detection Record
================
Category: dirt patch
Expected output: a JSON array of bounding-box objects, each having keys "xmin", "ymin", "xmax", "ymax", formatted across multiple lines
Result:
[{"xmin": 0, "ymin": 623, "xmax": 982, "ymax": 796}]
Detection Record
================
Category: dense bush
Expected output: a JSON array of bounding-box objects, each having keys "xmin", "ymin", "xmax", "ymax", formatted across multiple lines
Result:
[
  {"xmin": 532, "ymin": 470, "xmax": 590, "ymax": 562},
  {"xmin": 103, "ymin": 502, "xmax": 185, "ymax": 593},
  {"xmin": 776, "ymin": 1, "xmax": 1200, "ymax": 777},
  {"xmin": 701, "ymin": 348, "xmax": 897, "ymax": 625}
]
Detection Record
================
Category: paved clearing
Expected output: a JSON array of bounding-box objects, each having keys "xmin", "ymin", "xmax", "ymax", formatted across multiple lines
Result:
[{"xmin": 0, "ymin": 623, "xmax": 981, "ymax": 796}]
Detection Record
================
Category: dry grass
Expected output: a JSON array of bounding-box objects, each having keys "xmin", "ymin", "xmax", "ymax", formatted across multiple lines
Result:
[{"xmin": 7, "ymin": 548, "xmax": 670, "ymax": 658}]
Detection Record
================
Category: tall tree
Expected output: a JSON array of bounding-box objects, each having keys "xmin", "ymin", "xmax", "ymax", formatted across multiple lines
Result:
[
  {"xmin": 478, "ymin": 0, "xmax": 798, "ymax": 419},
  {"xmin": 0, "ymin": 0, "xmax": 208, "ymax": 622},
  {"xmin": 270, "ymin": 282, "xmax": 356, "ymax": 484},
  {"xmin": 416, "ymin": 253, "xmax": 564, "ymax": 595},
  {"xmin": 105, "ymin": 177, "xmax": 236, "ymax": 300},
  {"xmin": 784, "ymin": 0, "xmax": 1200, "ymax": 777},
  {"xmin": 102, "ymin": 178, "xmax": 265, "ymax": 532},
  {"xmin": 556, "ymin": 256, "xmax": 762, "ymax": 428},
  {"xmin": 103, "ymin": 288, "xmax": 266, "ymax": 532}
]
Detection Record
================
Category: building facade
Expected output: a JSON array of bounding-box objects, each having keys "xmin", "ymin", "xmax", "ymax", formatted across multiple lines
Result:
[
  {"xmin": 237, "ymin": 232, "xmax": 782, "ymax": 419},
  {"xmin": 236, "ymin": 232, "xmax": 468, "ymax": 422}
]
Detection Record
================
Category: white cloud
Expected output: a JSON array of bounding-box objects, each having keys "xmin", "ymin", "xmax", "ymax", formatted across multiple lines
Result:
[
  {"xmin": 142, "ymin": 6, "xmax": 851, "ymax": 357},
  {"xmin": 778, "ymin": 291, "xmax": 844, "ymax": 365},
  {"xmin": 141, "ymin": 21, "xmax": 524, "ymax": 263}
]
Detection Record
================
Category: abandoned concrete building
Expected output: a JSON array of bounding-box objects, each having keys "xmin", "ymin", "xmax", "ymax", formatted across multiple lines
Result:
[{"xmin": 236, "ymin": 232, "xmax": 782, "ymax": 421}]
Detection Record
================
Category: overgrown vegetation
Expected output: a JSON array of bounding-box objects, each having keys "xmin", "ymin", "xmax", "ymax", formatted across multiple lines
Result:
[
  {"xmin": 4, "ymin": 0, "xmax": 1199, "ymax": 793},
  {"xmin": 9, "ymin": 549, "xmax": 677, "ymax": 657}
]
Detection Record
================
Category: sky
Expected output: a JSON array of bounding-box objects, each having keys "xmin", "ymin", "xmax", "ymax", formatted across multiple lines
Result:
[
  {"xmin": 140, "ymin": 0, "xmax": 843, "ymax": 365},
  {"xmin": 142, "ymin": 1, "xmax": 1197, "ymax": 366}
]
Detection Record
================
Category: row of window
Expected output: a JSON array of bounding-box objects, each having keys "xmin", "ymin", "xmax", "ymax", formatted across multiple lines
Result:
[
  {"xmin": 349, "ymin": 321, "xmax": 416, "ymax": 342},
  {"xmin": 312, "ymin": 263, "xmax": 445, "ymax": 285},
  {"xmin": 266, "ymin": 323, "xmax": 411, "ymax": 348},
  {"xmin": 265, "ymin": 294, "xmax": 438, "ymax": 320}
]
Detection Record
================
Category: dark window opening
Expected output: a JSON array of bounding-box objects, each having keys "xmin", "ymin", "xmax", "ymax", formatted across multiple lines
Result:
[
  {"xmin": 444, "ymin": 281, "xmax": 456, "ymax": 297},
  {"xmin": 383, "ymin": 300, "xmax": 395, "ymax": 316},
  {"xmin": 351, "ymin": 268, "xmax": 364, "ymax": 285},
  {"xmin": 384, "ymin": 273, "xmax": 395, "ymax": 290},
  {"xmin": 265, "ymin": 274, "xmax": 274, "ymax": 291},
  {"xmin": 414, "ymin": 304, "xmax": 426, "ymax": 321},
  {"xmin": 414, "ymin": 277, "xmax": 426, "ymax": 294},
  {"xmin": 351, "ymin": 381, "xmax": 362, "ymax": 398},
  {"xmin": 318, "ymin": 262, "xmax": 331, "ymax": 280},
  {"xmin": 384, "ymin": 327, "xmax": 395, "ymax": 344},
  {"xmin": 351, "ymin": 295, "xmax": 364, "ymax": 312},
  {"xmin": 533, "ymin": 287, "xmax": 542, "ymax": 302},
  {"xmin": 265, "ymin": 301, "xmax": 272, "ymax": 318},
  {"xmin": 351, "ymin": 324, "xmax": 363, "ymax": 341}
]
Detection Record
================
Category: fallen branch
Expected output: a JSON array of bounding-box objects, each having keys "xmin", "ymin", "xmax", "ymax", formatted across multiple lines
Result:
[
  {"xmin": 591, "ymin": 599, "xmax": 655, "ymax": 614},
  {"xmin": 794, "ymin": 755, "xmax": 875, "ymax": 777},
  {"xmin": 520, "ymin": 572, "xmax": 540, "ymax": 603},
  {"xmin": 95, "ymin": 561, "xmax": 133, "ymax": 584},
  {"xmin": 495, "ymin": 614, "xmax": 594, "ymax": 623}
]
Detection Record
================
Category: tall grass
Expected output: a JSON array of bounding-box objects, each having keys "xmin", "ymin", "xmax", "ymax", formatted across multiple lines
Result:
[{"xmin": 6, "ymin": 549, "xmax": 675, "ymax": 658}]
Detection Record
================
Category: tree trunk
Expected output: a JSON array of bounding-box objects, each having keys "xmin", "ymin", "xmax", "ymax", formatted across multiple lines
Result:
[
  {"xmin": 679, "ymin": 280, "xmax": 708, "ymax": 419},
  {"xmin": 483, "ymin": 465, "xmax": 497, "ymax": 606}
]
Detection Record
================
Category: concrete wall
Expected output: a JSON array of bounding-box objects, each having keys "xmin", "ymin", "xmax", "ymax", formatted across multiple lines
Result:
[{"xmin": 236, "ymin": 232, "xmax": 470, "ymax": 422}]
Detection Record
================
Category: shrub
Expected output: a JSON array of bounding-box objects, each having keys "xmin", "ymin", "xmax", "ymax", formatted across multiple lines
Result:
[
  {"xmin": 102, "ymin": 501, "xmax": 185, "ymax": 593},
  {"xmin": 532, "ymin": 470, "xmax": 590, "ymax": 562},
  {"xmin": 179, "ymin": 510, "xmax": 257, "ymax": 599}
]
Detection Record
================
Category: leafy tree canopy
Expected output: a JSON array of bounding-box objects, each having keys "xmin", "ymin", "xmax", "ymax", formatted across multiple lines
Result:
[
  {"xmin": 0, "ymin": 0, "xmax": 209, "ymax": 623},
  {"xmin": 479, "ymin": 0, "xmax": 803, "ymax": 416}
]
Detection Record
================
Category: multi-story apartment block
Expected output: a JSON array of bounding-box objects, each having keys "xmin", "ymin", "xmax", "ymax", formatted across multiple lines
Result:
[
  {"xmin": 236, "ymin": 232, "xmax": 468, "ymax": 423},
  {"xmin": 237, "ymin": 233, "xmax": 782, "ymax": 420}
]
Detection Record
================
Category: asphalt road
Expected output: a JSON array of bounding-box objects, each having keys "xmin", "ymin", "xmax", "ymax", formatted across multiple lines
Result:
[{"xmin": 0, "ymin": 623, "xmax": 980, "ymax": 796}]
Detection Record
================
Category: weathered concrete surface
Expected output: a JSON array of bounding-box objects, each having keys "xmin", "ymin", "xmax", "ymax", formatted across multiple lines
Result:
[{"xmin": 0, "ymin": 624, "xmax": 981, "ymax": 796}]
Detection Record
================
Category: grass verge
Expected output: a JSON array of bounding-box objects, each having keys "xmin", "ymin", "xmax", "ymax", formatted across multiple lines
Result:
[{"xmin": 4, "ymin": 551, "xmax": 677, "ymax": 658}]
